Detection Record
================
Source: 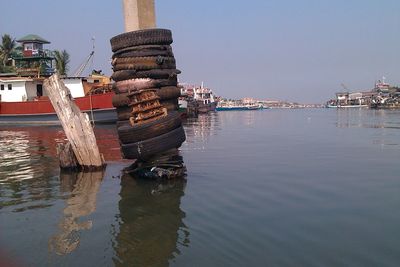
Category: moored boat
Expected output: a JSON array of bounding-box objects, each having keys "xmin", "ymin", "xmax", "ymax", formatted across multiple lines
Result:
[
  {"xmin": 181, "ymin": 82, "xmax": 217, "ymax": 113},
  {"xmin": 0, "ymin": 34, "xmax": 116, "ymax": 125},
  {"xmin": 216, "ymin": 99, "xmax": 263, "ymax": 111},
  {"xmin": 326, "ymin": 91, "xmax": 373, "ymax": 108},
  {"xmin": 0, "ymin": 76, "xmax": 115, "ymax": 125}
]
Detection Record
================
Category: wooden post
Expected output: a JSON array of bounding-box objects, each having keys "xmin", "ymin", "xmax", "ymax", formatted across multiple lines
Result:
[
  {"xmin": 44, "ymin": 74, "xmax": 105, "ymax": 170},
  {"xmin": 123, "ymin": 0, "xmax": 156, "ymax": 32}
]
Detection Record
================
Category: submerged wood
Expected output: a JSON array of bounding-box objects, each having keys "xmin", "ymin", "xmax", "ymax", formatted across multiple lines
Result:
[
  {"xmin": 44, "ymin": 74, "xmax": 105, "ymax": 170},
  {"xmin": 56, "ymin": 142, "xmax": 79, "ymax": 170}
]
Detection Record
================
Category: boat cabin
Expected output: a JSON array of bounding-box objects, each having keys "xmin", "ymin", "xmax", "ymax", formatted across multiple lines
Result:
[
  {"xmin": 0, "ymin": 75, "xmax": 111, "ymax": 102},
  {"xmin": 13, "ymin": 34, "xmax": 55, "ymax": 77},
  {"xmin": 0, "ymin": 77, "xmax": 44, "ymax": 102}
]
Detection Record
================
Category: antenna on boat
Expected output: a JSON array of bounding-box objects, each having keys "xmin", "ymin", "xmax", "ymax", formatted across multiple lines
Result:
[
  {"xmin": 73, "ymin": 37, "xmax": 95, "ymax": 77},
  {"xmin": 341, "ymin": 83, "xmax": 349, "ymax": 93}
]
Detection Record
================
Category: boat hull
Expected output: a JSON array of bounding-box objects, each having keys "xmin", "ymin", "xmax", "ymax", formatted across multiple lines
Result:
[
  {"xmin": 326, "ymin": 105, "xmax": 368, "ymax": 108},
  {"xmin": 198, "ymin": 101, "xmax": 217, "ymax": 113},
  {"xmin": 0, "ymin": 92, "xmax": 117, "ymax": 125},
  {"xmin": 216, "ymin": 106, "xmax": 263, "ymax": 111},
  {"xmin": 0, "ymin": 108, "xmax": 117, "ymax": 125}
]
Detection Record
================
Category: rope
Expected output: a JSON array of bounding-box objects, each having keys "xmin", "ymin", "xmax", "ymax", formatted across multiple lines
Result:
[{"xmin": 89, "ymin": 91, "xmax": 95, "ymax": 128}]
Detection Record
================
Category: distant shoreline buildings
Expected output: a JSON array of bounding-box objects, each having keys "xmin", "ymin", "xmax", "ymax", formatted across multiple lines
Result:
[{"xmin": 326, "ymin": 77, "xmax": 400, "ymax": 109}]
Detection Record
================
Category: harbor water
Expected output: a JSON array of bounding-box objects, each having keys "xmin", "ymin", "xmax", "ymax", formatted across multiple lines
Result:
[{"xmin": 1, "ymin": 108, "xmax": 400, "ymax": 266}]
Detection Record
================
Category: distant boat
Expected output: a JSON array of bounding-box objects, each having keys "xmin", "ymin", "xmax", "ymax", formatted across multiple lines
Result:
[
  {"xmin": 180, "ymin": 82, "xmax": 217, "ymax": 113},
  {"xmin": 216, "ymin": 101, "xmax": 263, "ymax": 111},
  {"xmin": 326, "ymin": 104, "xmax": 368, "ymax": 108}
]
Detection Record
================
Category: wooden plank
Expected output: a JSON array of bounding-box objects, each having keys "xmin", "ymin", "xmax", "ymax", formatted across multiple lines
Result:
[{"xmin": 44, "ymin": 74, "xmax": 105, "ymax": 169}]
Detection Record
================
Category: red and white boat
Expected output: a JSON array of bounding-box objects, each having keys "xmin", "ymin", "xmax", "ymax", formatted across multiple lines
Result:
[
  {"xmin": 0, "ymin": 34, "xmax": 116, "ymax": 125},
  {"xmin": 0, "ymin": 76, "xmax": 116, "ymax": 125}
]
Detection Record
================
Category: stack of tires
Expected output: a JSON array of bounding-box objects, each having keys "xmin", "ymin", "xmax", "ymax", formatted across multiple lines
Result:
[{"xmin": 110, "ymin": 29, "xmax": 186, "ymax": 160}]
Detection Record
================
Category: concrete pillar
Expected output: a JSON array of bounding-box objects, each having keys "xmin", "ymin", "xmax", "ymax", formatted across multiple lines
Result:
[{"xmin": 123, "ymin": 0, "xmax": 156, "ymax": 32}]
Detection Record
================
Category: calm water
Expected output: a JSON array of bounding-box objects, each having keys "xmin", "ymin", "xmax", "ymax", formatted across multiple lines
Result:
[{"xmin": 1, "ymin": 109, "xmax": 400, "ymax": 266}]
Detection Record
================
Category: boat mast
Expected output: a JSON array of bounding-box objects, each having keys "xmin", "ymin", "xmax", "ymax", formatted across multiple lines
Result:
[{"xmin": 73, "ymin": 37, "xmax": 95, "ymax": 77}]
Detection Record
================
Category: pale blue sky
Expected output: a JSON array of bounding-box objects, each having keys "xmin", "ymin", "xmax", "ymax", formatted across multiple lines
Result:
[{"xmin": 1, "ymin": 0, "xmax": 399, "ymax": 102}]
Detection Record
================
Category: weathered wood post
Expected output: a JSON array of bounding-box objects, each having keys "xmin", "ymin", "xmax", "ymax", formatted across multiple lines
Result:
[
  {"xmin": 44, "ymin": 74, "xmax": 105, "ymax": 170},
  {"xmin": 123, "ymin": 0, "xmax": 156, "ymax": 32}
]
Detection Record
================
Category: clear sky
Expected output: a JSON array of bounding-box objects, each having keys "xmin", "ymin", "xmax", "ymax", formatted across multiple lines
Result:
[{"xmin": 1, "ymin": 0, "xmax": 399, "ymax": 103}]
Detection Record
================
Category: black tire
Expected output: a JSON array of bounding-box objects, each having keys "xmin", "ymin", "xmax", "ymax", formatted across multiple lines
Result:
[
  {"xmin": 112, "ymin": 69, "xmax": 180, "ymax": 82},
  {"xmin": 112, "ymin": 78, "xmax": 176, "ymax": 94},
  {"xmin": 118, "ymin": 111, "xmax": 182, "ymax": 144},
  {"xmin": 112, "ymin": 93, "xmax": 131, "ymax": 107},
  {"xmin": 121, "ymin": 126, "xmax": 186, "ymax": 160},
  {"xmin": 116, "ymin": 106, "xmax": 132, "ymax": 120},
  {"xmin": 112, "ymin": 56, "xmax": 176, "ymax": 71},
  {"xmin": 112, "ymin": 55, "xmax": 175, "ymax": 66},
  {"xmin": 113, "ymin": 78, "xmax": 179, "ymax": 93},
  {"xmin": 110, "ymin": 29, "xmax": 173, "ymax": 52},
  {"xmin": 112, "ymin": 45, "xmax": 174, "ymax": 58},
  {"xmin": 155, "ymin": 86, "xmax": 181, "ymax": 100}
]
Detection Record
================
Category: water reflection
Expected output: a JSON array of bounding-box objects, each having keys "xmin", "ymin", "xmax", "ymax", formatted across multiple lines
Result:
[
  {"xmin": 0, "ymin": 125, "xmax": 120, "ymax": 215},
  {"xmin": 336, "ymin": 108, "xmax": 400, "ymax": 129},
  {"xmin": 114, "ymin": 175, "xmax": 189, "ymax": 266},
  {"xmin": 183, "ymin": 112, "xmax": 220, "ymax": 151},
  {"xmin": 0, "ymin": 128, "xmax": 60, "ymax": 211},
  {"xmin": 335, "ymin": 108, "xmax": 400, "ymax": 148},
  {"xmin": 49, "ymin": 170, "xmax": 105, "ymax": 255},
  {"xmin": 0, "ymin": 127, "xmax": 62, "ymax": 183}
]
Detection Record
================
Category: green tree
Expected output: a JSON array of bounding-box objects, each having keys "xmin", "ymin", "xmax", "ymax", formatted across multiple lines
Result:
[
  {"xmin": 0, "ymin": 34, "xmax": 16, "ymax": 67},
  {"xmin": 53, "ymin": 50, "xmax": 70, "ymax": 76}
]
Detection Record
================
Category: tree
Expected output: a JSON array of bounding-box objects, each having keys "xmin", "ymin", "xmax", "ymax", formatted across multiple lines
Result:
[
  {"xmin": 0, "ymin": 34, "xmax": 16, "ymax": 67},
  {"xmin": 54, "ymin": 50, "xmax": 70, "ymax": 76}
]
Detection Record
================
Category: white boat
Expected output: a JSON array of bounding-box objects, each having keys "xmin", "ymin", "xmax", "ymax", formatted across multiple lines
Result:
[{"xmin": 180, "ymin": 82, "xmax": 217, "ymax": 113}]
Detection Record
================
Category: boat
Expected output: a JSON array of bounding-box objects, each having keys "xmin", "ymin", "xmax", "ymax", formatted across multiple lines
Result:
[
  {"xmin": 326, "ymin": 104, "xmax": 368, "ymax": 108},
  {"xmin": 180, "ymin": 82, "xmax": 217, "ymax": 113},
  {"xmin": 0, "ymin": 75, "xmax": 115, "ymax": 125},
  {"xmin": 178, "ymin": 96, "xmax": 199, "ymax": 118},
  {"xmin": 369, "ymin": 77, "xmax": 400, "ymax": 109},
  {"xmin": 326, "ymin": 91, "xmax": 370, "ymax": 108},
  {"xmin": 0, "ymin": 34, "xmax": 116, "ymax": 125},
  {"xmin": 216, "ymin": 102, "xmax": 262, "ymax": 111},
  {"xmin": 216, "ymin": 99, "xmax": 263, "ymax": 111}
]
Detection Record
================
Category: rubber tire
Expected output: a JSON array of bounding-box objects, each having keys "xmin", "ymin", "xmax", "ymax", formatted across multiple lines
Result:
[
  {"xmin": 112, "ymin": 93, "xmax": 131, "ymax": 108},
  {"xmin": 112, "ymin": 69, "xmax": 180, "ymax": 82},
  {"xmin": 110, "ymin": 29, "xmax": 173, "ymax": 52},
  {"xmin": 112, "ymin": 45, "xmax": 173, "ymax": 58},
  {"xmin": 113, "ymin": 78, "xmax": 178, "ymax": 93},
  {"xmin": 121, "ymin": 125, "xmax": 186, "ymax": 160},
  {"xmin": 112, "ymin": 56, "xmax": 176, "ymax": 71},
  {"xmin": 116, "ymin": 106, "xmax": 132, "ymax": 120},
  {"xmin": 156, "ymin": 86, "xmax": 181, "ymax": 100},
  {"xmin": 118, "ymin": 111, "xmax": 182, "ymax": 144}
]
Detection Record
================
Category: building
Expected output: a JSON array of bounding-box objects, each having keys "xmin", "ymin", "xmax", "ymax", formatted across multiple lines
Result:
[{"xmin": 12, "ymin": 34, "xmax": 55, "ymax": 77}]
